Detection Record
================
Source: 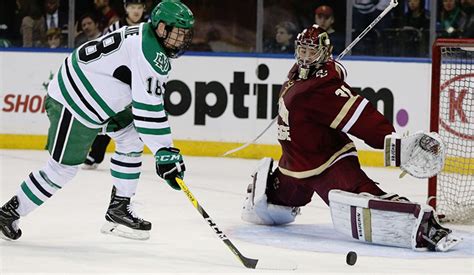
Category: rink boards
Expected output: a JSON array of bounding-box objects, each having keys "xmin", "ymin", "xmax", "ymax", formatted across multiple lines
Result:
[{"xmin": 0, "ymin": 49, "xmax": 472, "ymax": 169}]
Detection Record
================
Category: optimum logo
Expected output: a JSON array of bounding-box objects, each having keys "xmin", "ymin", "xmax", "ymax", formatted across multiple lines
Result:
[{"xmin": 439, "ymin": 73, "xmax": 474, "ymax": 140}]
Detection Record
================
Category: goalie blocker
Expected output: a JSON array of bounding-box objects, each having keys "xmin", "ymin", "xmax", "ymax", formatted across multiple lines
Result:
[{"xmin": 329, "ymin": 190, "xmax": 461, "ymax": 252}]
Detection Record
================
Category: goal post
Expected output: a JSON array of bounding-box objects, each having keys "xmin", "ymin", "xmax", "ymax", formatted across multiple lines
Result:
[{"xmin": 429, "ymin": 38, "xmax": 474, "ymax": 224}]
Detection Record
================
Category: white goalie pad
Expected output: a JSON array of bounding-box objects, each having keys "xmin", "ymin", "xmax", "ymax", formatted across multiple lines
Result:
[
  {"xmin": 384, "ymin": 131, "xmax": 446, "ymax": 178},
  {"xmin": 241, "ymin": 158, "xmax": 299, "ymax": 225},
  {"xmin": 329, "ymin": 190, "xmax": 436, "ymax": 251}
]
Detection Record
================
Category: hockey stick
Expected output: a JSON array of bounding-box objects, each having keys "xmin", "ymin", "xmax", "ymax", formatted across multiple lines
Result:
[
  {"xmin": 175, "ymin": 177, "xmax": 297, "ymax": 270},
  {"xmin": 337, "ymin": 0, "xmax": 399, "ymax": 60},
  {"xmin": 222, "ymin": 0, "xmax": 399, "ymax": 157}
]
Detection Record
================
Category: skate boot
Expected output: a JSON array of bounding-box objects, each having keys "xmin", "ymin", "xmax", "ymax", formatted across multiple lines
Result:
[
  {"xmin": 0, "ymin": 196, "xmax": 22, "ymax": 240},
  {"xmin": 82, "ymin": 156, "xmax": 99, "ymax": 170},
  {"xmin": 421, "ymin": 215, "xmax": 462, "ymax": 252},
  {"xmin": 101, "ymin": 187, "xmax": 151, "ymax": 240}
]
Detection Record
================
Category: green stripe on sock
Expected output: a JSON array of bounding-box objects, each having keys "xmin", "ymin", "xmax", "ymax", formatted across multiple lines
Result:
[
  {"xmin": 39, "ymin": 170, "xmax": 62, "ymax": 190},
  {"xmin": 111, "ymin": 170, "xmax": 141, "ymax": 180},
  {"xmin": 115, "ymin": 151, "xmax": 143, "ymax": 157},
  {"xmin": 136, "ymin": 127, "xmax": 171, "ymax": 135},
  {"xmin": 21, "ymin": 182, "xmax": 44, "ymax": 206},
  {"xmin": 132, "ymin": 101, "xmax": 164, "ymax": 112}
]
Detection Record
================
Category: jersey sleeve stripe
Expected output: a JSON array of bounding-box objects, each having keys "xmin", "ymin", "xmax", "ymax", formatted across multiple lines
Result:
[
  {"xmin": 341, "ymin": 98, "xmax": 369, "ymax": 133},
  {"xmin": 136, "ymin": 127, "xmax": 171, "ymax": 135},
  {"xmin": 334, "ymin": 61, "xmax": 347, "ymax": 80},
  {"xmin": 64, "ymin": 58, "xmax": 105, "ymax": 122},
  {"xmin": 132, "ymin": 100, "xmax": 164, "ymax": 112},
  {"xmin": 133, "ymin": 114, "xmax": 167, "ymax": 123},
  {"xmin": 71, "ymin": 52, "xmax": 116, "ymax": 117},
  {"xmin": 330, "ymin": 95, "xmax": 359, "ymax": 129},
  {"xmin": 57, "ymin": 67, "xmax": 102, "ymax": 126}
]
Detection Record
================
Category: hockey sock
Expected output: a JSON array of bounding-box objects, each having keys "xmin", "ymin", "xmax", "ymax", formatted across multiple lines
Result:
[
  {"xmin": 110, "ymin": 151, "xmax": 142, "ymax": 197},
  {"xmin": 16, "ymin": 158, "xmax": 78, "ymax": 216}
]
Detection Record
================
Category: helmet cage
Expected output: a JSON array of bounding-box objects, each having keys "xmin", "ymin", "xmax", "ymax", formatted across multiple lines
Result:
[
  {"xmin": 162, "ymin": 25, "xmax": 194, "ymax": 58},
  {"xmin": 295, "ymin": 31, "xmax": 331, "ymax": 67}
]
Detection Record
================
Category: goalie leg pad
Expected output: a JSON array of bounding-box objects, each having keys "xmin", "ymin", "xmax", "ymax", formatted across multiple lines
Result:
[
  {"xmin": 241, "ymin": 158, "xmax": 299, "ymax": 225},
  {"xmin": 329, "ymin": 190, "xmax": 461, "ymax": 251},
  {"xmin": 242, "ymin": 194, "xmax": 299, "ymax": 225}
]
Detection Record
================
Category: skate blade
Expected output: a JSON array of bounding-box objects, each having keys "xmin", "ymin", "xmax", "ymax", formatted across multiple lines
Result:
[
  {"xmin": 436, "ymin": 235, "xmax": 463, "ymax": 252},
  {"xmin": 101, "ymin": 221, "xmax": 150, "ymax": 240}
]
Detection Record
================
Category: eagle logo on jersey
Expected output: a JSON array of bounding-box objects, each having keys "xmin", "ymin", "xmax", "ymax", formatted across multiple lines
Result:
[{"xmin": 153, "ymin": 52, "xmax": 170, "ymax": 72}]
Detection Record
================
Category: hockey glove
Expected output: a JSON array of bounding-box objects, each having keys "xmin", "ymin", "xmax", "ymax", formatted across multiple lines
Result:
[
  {"xmin": 155, "ymin": 147, "xmax": 185, "ymax": 190},
  {"xmin": 384, "ymin": 131, "xmax": 445, "ymax": 178}
]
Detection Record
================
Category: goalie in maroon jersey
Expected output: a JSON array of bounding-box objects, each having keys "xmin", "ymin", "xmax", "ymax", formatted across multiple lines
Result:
[{"xmin": 241, "ymin": 24, "xmax": 461, "ymax": 252}]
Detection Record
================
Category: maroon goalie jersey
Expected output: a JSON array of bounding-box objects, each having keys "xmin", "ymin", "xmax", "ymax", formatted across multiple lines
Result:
[{"xmin": 277, "ymin": 60, "xmax": 395, "ymax": 179}]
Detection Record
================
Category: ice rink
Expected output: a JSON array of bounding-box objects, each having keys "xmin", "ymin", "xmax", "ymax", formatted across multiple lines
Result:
[{"xmin": 0, "ymin": 149, "xmax": 473, "ymax": 274}]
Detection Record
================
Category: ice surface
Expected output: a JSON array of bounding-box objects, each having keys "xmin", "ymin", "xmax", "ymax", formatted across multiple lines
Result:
[{"xmin": 0, "ymin": 150, "xmax": 473, "ymax": 274}]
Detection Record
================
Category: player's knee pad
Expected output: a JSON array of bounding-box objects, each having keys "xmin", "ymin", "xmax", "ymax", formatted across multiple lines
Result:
[
  {"xmin": 42, "ymin": 157, "xmax": 79, "ymax": 188},
  {"xmin": 241, "ymin": 158, "xmax": 300, "ymax": 225},
  {"xmin": 109, "ymin": 124, "xmax": 144, "ymax": 153},
  {"xmin": 328, "ymin": 189, "xmax": 447, "ymax": 251}
]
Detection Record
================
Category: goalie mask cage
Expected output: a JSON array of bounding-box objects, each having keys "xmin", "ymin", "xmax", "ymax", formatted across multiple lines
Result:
[{"xmin": 429, "ymin": 38, "xmax": 474, "ymax": 224}]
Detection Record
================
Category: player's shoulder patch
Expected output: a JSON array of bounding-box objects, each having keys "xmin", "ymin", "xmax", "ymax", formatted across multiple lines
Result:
[{"xmin": 140, "ymin": 23, "xmax": 171, "ymax": 75}]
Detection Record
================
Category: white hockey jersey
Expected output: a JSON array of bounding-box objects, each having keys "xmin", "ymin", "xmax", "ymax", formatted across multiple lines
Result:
[{"xmin": 48, "ymin": 23, "xmax": 173, "ymax": 155}]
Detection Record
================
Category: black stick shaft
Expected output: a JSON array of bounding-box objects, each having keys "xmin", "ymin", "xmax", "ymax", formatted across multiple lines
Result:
[{"xmin": 176, "ymin": 178, "xmax": 258, "ymax": 269}]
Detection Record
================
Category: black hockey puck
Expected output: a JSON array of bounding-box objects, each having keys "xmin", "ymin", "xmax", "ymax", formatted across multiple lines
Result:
[{"xmin": 346, "ymin": 251, "xmax": 357, "ymax": 266}]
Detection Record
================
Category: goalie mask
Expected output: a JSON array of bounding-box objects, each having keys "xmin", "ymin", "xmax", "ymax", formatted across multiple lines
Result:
[
  {"xmin": 151, "ymin": 0, "xmax": 195, "ymax": 58},
  {"xmin": 295, "ymin": 24, "xmax": 333, "ymax": 79}
]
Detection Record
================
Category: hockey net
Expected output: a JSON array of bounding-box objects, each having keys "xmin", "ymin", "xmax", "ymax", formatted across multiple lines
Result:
[{"xmin": 429, "ymin": 38, "xmax": 474, "ymax": 224}]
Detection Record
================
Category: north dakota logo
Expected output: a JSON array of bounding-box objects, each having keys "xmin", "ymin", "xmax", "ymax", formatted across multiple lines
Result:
[{"xmin": 153, "ymin": 52, "xmax": 170, "ymax": 72}]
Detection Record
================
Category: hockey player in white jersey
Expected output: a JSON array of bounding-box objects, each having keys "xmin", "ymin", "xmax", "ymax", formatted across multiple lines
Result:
[
  {"xmin": 83, "ymin": 0, "xmax": 149, "ymax": 170},
  {"xmin": 0, "ymin": 0, "xmax": 194, "ymax": 241}
]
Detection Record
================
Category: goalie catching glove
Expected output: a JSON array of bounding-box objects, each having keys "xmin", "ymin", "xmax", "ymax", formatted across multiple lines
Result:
[
  {"xmin": 384, "ymin": 131, "xmax": 445, "ymax": 178},
  {"xmin": 155, "ymin": 147, "xmax": 185, "ymax": 190}
]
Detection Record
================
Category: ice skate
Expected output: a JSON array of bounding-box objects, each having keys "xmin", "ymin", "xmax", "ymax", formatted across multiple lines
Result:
[
  {"xmin": 422, "ymin": 216, "xmax": 462, "ymax": 252},
  {"xmin": 82, "ymin": 157, "xmax": 99, "ymax": 170},
  {"xmin": 0, "ymin": 196, "xmax": 22, "ymax": 240},
  {"xmin": 101, "ymin": 187, "xmax": 151, "ymax": 240}
]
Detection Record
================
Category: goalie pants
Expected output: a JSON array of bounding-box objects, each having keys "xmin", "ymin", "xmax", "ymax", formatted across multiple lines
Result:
[
  {"xmin": 267, "ymin": 156, "xmax": 386, "ymax": 207},
  {"xmin": 14, "ymin": 97, "xmax": 143, "ymax": 216}
]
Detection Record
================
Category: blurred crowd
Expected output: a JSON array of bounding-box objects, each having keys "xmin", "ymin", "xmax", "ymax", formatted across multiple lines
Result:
[{"xmin": 0, "ymin": 0, "xmax": 473, "ymax": 57}]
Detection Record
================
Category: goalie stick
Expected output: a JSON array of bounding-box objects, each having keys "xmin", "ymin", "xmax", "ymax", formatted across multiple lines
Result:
[
  {"xmin": 222, "ymin": 0, "xmax": 399, "ymax": 157},
  {"xmin": 175, "ymin": 177, "xmax": 297, "ymax": 270}
]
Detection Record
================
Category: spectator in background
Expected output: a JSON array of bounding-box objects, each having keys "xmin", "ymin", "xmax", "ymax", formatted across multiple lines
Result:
[
  {"xmin": 264, "ymin": 21, "xmax": 297, "ymax": 54},
  {"xmin": 43, "ymin": 0, "xmax": 67, "ymax": 32},
  {"xmin": 74, "ymin": 13, "xmax": 102, "ymax": 47},
  {"xmin": 46, "ymin": 27, "xmax": 63, "ymax": 48},
  {"xmin": 106, "ymin": 0, "xmax": 147, "ymax": 34},
  {"xmin": 94, "ymin": 0, "xmax": 120, "ymax": 28},
  {"xmin": 460, "ymin": 0, "xmax": 474, "ymax": 37},
  {"xmin": 21, "ymin": 1, "xmax": 46, "ymax": 47},
  {"xmin": 314, "ymin": 5, "xmax": 345, "ymax": 55},
  {"xmin": 402, "ymin": 0, "xmax": 430, "ymax": 30},
  {"xmin": 353, "ymin": 0, "xmax": 392, "ymax": 31},
  {"xmin": 439, "ymin": 0, "xmax": 467, "ymax": 38},
  {"xmin": 0, "ymin": 0, "xmax": 20, "ymax": 46}
]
